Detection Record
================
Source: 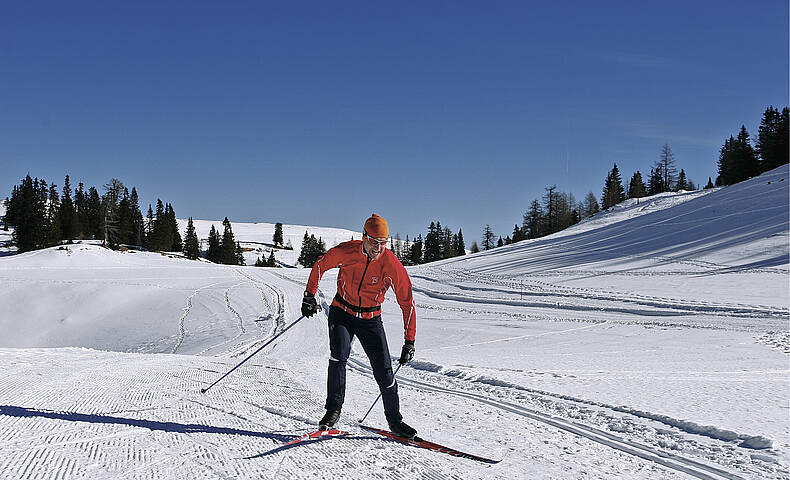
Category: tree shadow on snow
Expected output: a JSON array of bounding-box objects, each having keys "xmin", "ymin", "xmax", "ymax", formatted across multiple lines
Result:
[{"xmin": 0, "ymin": 405, "xmax": 295, "ymax": 443}]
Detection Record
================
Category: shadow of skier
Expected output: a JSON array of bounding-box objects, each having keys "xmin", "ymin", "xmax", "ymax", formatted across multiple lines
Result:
[{"xmin": 0, "ymin": 404, "xmax": 295, "ymax": 443}]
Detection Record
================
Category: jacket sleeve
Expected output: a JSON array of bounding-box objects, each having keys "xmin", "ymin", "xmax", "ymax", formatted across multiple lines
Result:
[
  {"xmin": 306, "ymin": 246, "xmax": 341, "ymax": 295},
  {"xmin": 389, "ymin": 259, "xmax": 416, "ymax": 342}
]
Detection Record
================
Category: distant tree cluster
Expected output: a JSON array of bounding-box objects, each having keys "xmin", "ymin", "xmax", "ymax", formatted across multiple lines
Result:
[
  {"xmin": 393, "ymin": 221, "xmax": 465, "ymax": 265},
  {"xmin": 717, "ymin": 106, "xmax": 788, "ymax": 186},
  {"xmin": 3, "ymin": 175, "xmax": 180, "ymax": 253},
  {"xmin": 206, "ymin": 217, "xmax": 244, "ymax": 265},
  {"xmin": 254, "ymin": 250, "xmax": 278, "ymax": 267},
  {"xmin": 298, "ymin": 231, "xmax": 326, "ymax": 268}
]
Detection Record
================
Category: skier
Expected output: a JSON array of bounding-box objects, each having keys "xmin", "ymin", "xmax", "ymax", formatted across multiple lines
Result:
[{"xmin": 301, "ymin": 213, "xmax": 417, "ymax": 438}]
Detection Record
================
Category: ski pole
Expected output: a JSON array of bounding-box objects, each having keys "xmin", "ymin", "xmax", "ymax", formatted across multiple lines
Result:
[
  {"xmin": 200, "ymin": 313, "xmax": 309, "ymax": 394},
  {"xmin": 359, "ymin": 363, "xmax": 402, "ymax": 424}
]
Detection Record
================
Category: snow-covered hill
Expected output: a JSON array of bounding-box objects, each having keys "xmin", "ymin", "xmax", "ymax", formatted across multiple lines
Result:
[
  {"xmin": 184, "ymin": 219, "xmax": 362, "ymax": 267},
  {"xmin": 0, "ymin": 166, "xmax": 788, "ymax": 480}
]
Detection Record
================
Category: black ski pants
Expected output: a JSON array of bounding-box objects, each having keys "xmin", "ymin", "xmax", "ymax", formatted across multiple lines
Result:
[{"xmin": 325, "ymin": 306, "xmax": 401, "ymax": 423}]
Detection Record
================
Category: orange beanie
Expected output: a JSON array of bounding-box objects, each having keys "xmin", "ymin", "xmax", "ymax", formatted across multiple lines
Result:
[{"xmin": 364, "ymin": 213, "xmax": 389, "ymax": 239}]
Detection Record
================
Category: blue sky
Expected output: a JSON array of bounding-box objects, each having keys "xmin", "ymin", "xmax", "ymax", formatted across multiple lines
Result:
[{"xmin": 2, "ymin": 1, "xmax": 787, "ymax": 244}]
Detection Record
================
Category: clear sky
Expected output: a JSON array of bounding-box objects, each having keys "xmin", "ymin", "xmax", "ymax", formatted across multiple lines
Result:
[{"xmin": 2, "ymin": 1, "xmax": 787, "ymax": 244}]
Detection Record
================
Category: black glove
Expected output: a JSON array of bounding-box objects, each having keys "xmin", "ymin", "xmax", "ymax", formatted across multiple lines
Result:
[
  {"xmin": 301, "ymin": 291, "xmax": 318, "ymax": 317},
  {"xmin": 398, "ymin": 340, "xmax": 415, "ymax": 364}
]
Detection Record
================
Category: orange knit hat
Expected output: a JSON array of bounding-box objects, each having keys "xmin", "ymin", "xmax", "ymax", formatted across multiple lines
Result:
[{"xmin": 363, "ymin": 213, "xmax": 389, "ymax": 239}]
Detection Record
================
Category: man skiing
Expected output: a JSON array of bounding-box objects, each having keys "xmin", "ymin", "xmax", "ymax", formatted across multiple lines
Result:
[{"xmin": 301, "ymin": 213, "xmax": 417, "ymax": 438}]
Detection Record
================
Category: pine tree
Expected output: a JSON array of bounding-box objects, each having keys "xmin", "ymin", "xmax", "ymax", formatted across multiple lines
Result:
[
  {"xmin": 756, "ymin": 106, "xmax": 790, "ymax": 172},
  {"xmin": 455, "ymin": 229, "xmax": 466, "ymax": 255},
  {"xmin": 60, "ymin": 175, "xmax": 76, "ymax": 243},
  {"xmin": 183, "ymin": 217, "xmax": 200, "ymax": 260},
  {"xmin": 675, "ymin": 169, "xmax": 689, "ymax": 191},
  {"xmin": 206, "ymin": 225, "xmax": 222, "ymax": 263},
  {"xmin": 74, "ymin": 182, "xmax": 87, "ymax": 239},
  {"xmin": 523, "ymin": 199, "xmax": 543, "ymax": 239},
  {"xmin": 150, "ymin": 199, "xmax": 167, "ymax": 250},
  {"xmin": 581, "ymin": 191, "xmax": 600, "ymax": 219},
  {"xmin": 145, "ymin": 204, "xmax": 154, "ymax": 249},
  {"xmin": 117, "ymin": 188, "xmax": 132, "ymax": 245},
  {"xmin": 409, "ymin": 234, "xmax": 423, "ymax": 265},
  {"xmin": 235, "ymin": 241, "xmax": 245, "ymax": 266},
  {"xmin": 129, "ymin": 187, "xmax": 144, "ymax": 247},
  {"xmin": 628, "ymin": 171, "xmax": 646, "ymax": 199},
  {"xmin": 704, "ymin": 177, "xmax": 715, "ymax": 189},
  {"xmin": 267, "ymin": 249, "xmax": 277, "ymax": 267},
  {"xmin": 86, "ymin": 187, "xmax": 102, "ymax": 240},
  {"xmin": 497, "ymin": 236, "xmax": 503, "ymax": 248},
  {"xmin": 735, "ymin": 125, "xmax": 759, "ymax": 181},
  {"xmin": 255, "ymin": 255, "xmax": 267, "ymax": 267},
  {"xmin": 469, "ymin": 241, "xmax": 480, "ymax": 253},
  {"xmin": 273, "ymin": 222, "xmax": 284, "ymax": 247},
  {"xmin": 482, "ymin": 224, "xmax": 495, "ymax": 250},
  {"xmin": 601, "ymin": 164, "xmax": 625, "ymax": 210},
  {"xmin": 47, "ymin": 181, "xmax": 62, "ymax": 246},
  {"xmin": 167, "ymin": 203, "xmax": 182, "ymax": 251},
  {"xmin": 221, "ymin": 217, "xmax": 238, "ymax": 265},
  {"xmin": 542, "ymin": 185, "xmax": 559, "ymax": 234}
]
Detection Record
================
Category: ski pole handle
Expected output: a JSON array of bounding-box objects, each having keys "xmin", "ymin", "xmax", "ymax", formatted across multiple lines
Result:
[{"xmin": 200, "ymin": 314, "xmax": 306, "ymax": 394}]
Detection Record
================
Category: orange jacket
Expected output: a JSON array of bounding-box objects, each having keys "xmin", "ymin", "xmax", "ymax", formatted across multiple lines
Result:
[{"xmin": 306, "ymin": 240, "xmax": 416, "ymax": 342}]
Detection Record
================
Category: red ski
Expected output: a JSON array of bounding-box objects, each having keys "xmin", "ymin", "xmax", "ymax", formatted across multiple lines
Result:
[
  {"xmin": 283, "ymin": 428, "xmax": 349, "ymax": 446},
  {"xmin": 360, "ymin": 425, "xmax": 501, "ymax": 464}
]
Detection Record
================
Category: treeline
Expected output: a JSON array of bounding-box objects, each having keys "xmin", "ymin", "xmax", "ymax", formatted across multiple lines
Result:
[
  {"xmin": 717, "ymin": 106, "xmax": 788, "ymax": 186},
  {"xmin": 4, "ymin": 175, "xmax": 180, "ymax": 253}
]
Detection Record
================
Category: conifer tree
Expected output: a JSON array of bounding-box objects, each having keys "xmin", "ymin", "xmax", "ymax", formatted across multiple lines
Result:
[
  {"xmin": 675, "ymin": 169, "xmax": 689, "ymax": 191},
  {"xmin": 601, "ymin": 164, "xmax": 625, "ymax": 210},
  {"xmin": 511, "ymin": 224, "xmax": 523, "ymax": 243},
  {"xmin": 523, "ymin": 199, "xmax": 543, "ymax": 239},
  {"xmin": 455, "ymin": 229, "xmax": 466, "ymax": 255},
  {"xmin": 273, "ymin": 222, "xmax": 284, "ymax": 248},
  {"xmin": 145, "ymin": 205, "xmax": 154, "ymax": 249},
  {"xmin": 756, "ymin": 106, "xmax": 789, "ymax": 172},
  {"xmin": 60, "ymin": 175, "xmax": 76, "ymax": 243},
  {"xmin": 206, "ymin": 225, "xmax": 222, "ymax": 263},
  {"xmin": 129, "ymin": 187, "xmax": 144, "ymax": 247},
  {"xmin": 86, "ymin": 187, "xmax": 102, "ymax": 240},
  {"xmin": 166, "ymin": 203, "xmax": 182, "ymax": 251},
  {"xmin": 183, "ymin": 217, "xmax": 200, "ymax": 260},
  {"xmin": 581, "ymin": 191, "xmax": 600, "ymax": 219},
  {"xmin": 267, "ymin": 249, "xmax": 277, "ymax": 267},
  {"xmin": 469, "ymin": 241, "xmax": 480, "ymax": 253},
  {"xmin": 497, "ymin": 236, "xmax": 503, "ymax": 248},
  {"xmin": 150, "ymin": 199, "xmax": 167, "ymax": 250},
  {"xmin": 409, "ymin": 234, "xmax": 423, "ymax": 264},
  {"xmin": 221, "ymin": 217, "xmax": 238, "ymax": 265},
  {"xmin": 482, "ymin": 224, "xmax": 495, "ymax": 250},
  {"xmin": 704, "ymin": 177, "xmax": 715, "ymax": 189},
  {"xmin": 235, "ymin": 241, "xmax": 245, "ymax": 266},
  {"xmin": 628, "ymin": 171, "xmax": 646, "ymax": 199},
  {"xmin": 74, "ymin": 182, "xmax": 87, "ymax": 239},
  {"xmin": 255, "ymin": 256, "xmax": 267, "ymax": 267},
  {"xmin": 46, "ymin": 181, "xmax": 61, "ymax": 246},
  {"xmin": 117, "ymin": 188, "xmax": 132, "ymax": 245}
]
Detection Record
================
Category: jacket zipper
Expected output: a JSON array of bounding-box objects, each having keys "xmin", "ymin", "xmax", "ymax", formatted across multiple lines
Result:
[{"xmin": 357, "ymin": 256, "xmax": 372, "ymax": 314}]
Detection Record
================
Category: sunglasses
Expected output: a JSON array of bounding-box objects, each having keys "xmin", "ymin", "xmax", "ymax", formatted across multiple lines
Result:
[{"xmin": 364, "ymin": 232, "xmax": 388, "ymax": 246}]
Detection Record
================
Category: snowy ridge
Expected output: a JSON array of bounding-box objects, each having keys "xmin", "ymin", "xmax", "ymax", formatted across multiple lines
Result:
[{"xmin": 0, "ymin": 166, "xmax": 788, "ymax": 479}]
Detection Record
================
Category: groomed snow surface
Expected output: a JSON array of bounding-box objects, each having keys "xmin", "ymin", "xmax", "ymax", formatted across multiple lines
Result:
[{"xmin": 0, "ymin": 166, "xmax": 788, "ymax": 479}]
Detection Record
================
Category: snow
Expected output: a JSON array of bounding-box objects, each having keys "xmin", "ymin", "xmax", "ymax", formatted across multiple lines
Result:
[{"xmin": 0, "ymin": 166, "xmax": 788, "ymax": 479}]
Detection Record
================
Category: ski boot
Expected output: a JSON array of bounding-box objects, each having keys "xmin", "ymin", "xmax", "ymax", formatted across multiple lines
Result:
[
  {"xmin": 388, "ymin": 419, "xmax": 417, "ymax": 439},
  {"xmin": 318, "ymin": 409, "xmax": 341, "ymax": 431}
]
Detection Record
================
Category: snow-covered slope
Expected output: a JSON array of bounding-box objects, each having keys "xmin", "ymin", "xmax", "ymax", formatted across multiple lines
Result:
[
  {"xmin": 0, "ymin": 166, "xmax": 788, "ymax": 480},
  {"xmin": 185, "ymin": 219, "xmax": 362, "ymax": 267}
]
